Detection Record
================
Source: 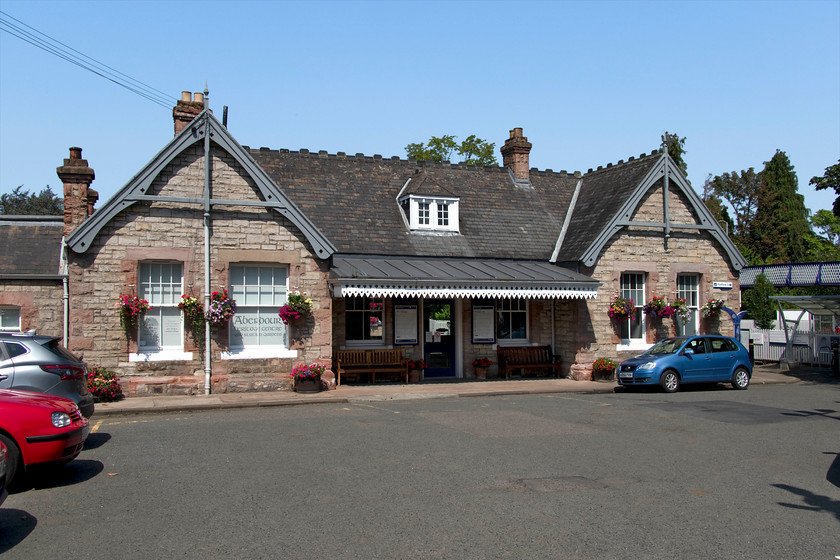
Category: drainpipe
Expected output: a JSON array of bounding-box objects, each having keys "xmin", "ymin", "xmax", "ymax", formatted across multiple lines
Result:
[
  {"xmin": 202, "ymin": 87, "xmax": 212, "ymax": 395},
  {"xmin": 60, "ymin": 237, "xmax": 69, "ymax": 344}
]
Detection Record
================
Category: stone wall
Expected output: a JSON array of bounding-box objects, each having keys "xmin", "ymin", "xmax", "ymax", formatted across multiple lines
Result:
[
  {"xmin": 67, "ymin": 145, "xmax": 331, "ymax": 396},
  {"xmin": 568, "ymin": 181, "xmax": 741, "ymax": 381},
  {"xmin": 0, "ymin": 280, "xmax": 64, "ymax": 337}
]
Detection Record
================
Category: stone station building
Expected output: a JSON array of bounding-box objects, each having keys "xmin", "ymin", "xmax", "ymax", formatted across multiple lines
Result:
[{"xmin": 4, "ymin": 91, "xmax": 747, "ymax": 395}]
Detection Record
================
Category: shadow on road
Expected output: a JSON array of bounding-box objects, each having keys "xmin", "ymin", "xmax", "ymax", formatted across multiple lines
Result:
[
  {"xmin": 772, "ymin": 482, "xmax": 840, "ymax": 522},
  {"xmin": 0, "ymin": 509, "xmax": 37, "ymax": 553},
  {"xmin": 10, "ymin": 459, "xmax": 104, "ymax": 494},
  {"xmin": 826, "ymin": 452, "xmax": 840, "ymax": 489},
  {"xmin": 83, "ymin": 431, "xmax": 112, "ymax": 450}
]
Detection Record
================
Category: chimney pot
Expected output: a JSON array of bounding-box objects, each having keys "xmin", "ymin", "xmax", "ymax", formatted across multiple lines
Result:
[
  {"xmin": 181, "ymin": 91, "xmax": 192, "ymax": 102},
  {"xmin": 500, "ymin": 127, "xmax": 532, "ymax": 181},
  {"xmin": 57, "ymin": 147, "xmax": 96, "ymax": 237},
  {"xmin": 194, "ymin": 92, "xmax": 204, "ymax": 104}
]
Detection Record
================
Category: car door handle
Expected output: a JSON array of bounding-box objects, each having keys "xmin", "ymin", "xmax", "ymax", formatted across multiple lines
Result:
[{"xmin": 0, "ymin": 374, "xmax": 8, "ymax": 381}]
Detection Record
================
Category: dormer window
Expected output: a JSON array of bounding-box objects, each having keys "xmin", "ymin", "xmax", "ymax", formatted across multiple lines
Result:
[{"xmin": 400, "ymin": 195, "xmax": 459, "ymax": 232}]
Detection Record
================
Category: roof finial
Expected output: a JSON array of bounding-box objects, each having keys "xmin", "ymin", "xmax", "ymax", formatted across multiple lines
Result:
[{"xmin": 203, "ymin": 81, "xmax": 209, "ymax": 110}]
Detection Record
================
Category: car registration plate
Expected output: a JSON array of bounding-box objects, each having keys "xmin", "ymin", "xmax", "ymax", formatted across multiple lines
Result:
[{"xmin": 619, "ymin": 370, "xmax": 633, "ymax": 379}]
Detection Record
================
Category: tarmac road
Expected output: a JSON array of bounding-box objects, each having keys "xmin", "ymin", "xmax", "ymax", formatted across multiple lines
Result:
[{"xmin": 1, "ymin": 378, "xmax": 838, "ymax": 559}]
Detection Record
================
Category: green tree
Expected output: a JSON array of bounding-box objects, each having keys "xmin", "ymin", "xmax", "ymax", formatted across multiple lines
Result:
[
  {"xmin": 661, "ymin": 131, "xmax": 687, "ymax": 175},
  {"xmin": 0, "ymin": 185, "xmax": 63, "ymax": 215},
  {"xmin": 750, "ymin": 150, "xmax": 810, "ymax": 264},
  {"xmin": 809, "ymin": 159, "xmax": 840, "ymax": 216},
  {"xmin": 742, "ymin": 274, "xmax": 776, "ymax": 329},
  {"xmin": 406, "ymin": 134, "xmax": 497, "ymax": 166},
  {"xmin": 708, "ymin": 168, "xmax": 761, "ymax": 240},
  {"xmin": 811, "ymin": 209, "xmax": 840, "ymax": 246}
]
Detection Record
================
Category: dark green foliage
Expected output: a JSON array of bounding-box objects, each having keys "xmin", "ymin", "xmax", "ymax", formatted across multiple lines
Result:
[
  {"xmin": 406, "ymin": 134, "xmax": 497, "ymax": 166},
  {"xmin": 0, "ymin": 185, "xmax": 63, "ymax": 215},
  {"xmin": 810, "ymin": 160, "xmax": 840, "ymax": 216},
  {"xmin": 750, "ymin": 151, "xmax": 810, "ymax": 264},
  {"xmin": 661, "ymin": 131, "xmax": 687, "ymax": 175},
  {"xmin": 742, "ymin": 274, "xmax": 776, "ymax": 329}
]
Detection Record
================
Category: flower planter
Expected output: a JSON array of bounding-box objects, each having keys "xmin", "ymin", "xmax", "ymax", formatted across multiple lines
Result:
[
  {"xmin": 474, "ymin": 367, "xmax": 487, "ymax": 380},
  {"xmin": 294, "ymin": 377, "xmax": 321, "ymax": 393},
  {"xmin": 408, "ymin": 369, "xmax": 422, "ymax": 383},
  {"xmin": 592, "ymin": 368, "xmax": 615, "ymax": 382}
]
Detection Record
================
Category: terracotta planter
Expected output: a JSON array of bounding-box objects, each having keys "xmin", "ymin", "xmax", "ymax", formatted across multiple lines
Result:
[
  {"xmin": 408, "ymin": 369, "xmax": 422, "ymax": 383},
  {"xmin": 474, "ymin": 367, "xmax": 487, "ymax": 380},
  {"xmin": 294, "ymin": 376, "xmax": 321, "ymax": 393}
]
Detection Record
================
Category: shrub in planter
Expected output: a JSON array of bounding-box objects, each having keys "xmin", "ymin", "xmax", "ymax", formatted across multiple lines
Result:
[{"xmin": 87, "ymin": 365, "xmax": 124, "ymax": 402}]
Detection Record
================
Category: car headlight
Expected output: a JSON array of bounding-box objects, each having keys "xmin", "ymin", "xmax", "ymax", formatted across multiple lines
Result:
[
  {"xmin": 637, "ymin": 361, "xmax": 657, "ymax": 371},
  {"xmin": 51, "ymin": 412, "xmax": 72, "ymax": 428}
]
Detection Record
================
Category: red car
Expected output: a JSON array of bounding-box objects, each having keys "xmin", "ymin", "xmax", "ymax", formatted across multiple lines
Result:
[{"xmin": 0, "ymin": 389, "xmax": 90, "ymax": 487}]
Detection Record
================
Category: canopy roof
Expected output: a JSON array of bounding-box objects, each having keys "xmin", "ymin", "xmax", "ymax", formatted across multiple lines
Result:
[
  {"xmin": 330, "ymin": 255, "xmax": 600, "ymax": 299},
  {"xmin": 769, "ymin": 295, "xmax": 840, "ymax": 317}
]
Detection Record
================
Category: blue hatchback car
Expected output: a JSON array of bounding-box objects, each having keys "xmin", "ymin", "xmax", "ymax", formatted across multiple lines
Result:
[{"xmin": 617, "ymin": 335, "xmax": 752, "ymax": 393}]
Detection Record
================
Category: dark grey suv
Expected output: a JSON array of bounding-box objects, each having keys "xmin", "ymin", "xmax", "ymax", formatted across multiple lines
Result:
[{"xmin": 0, "ymin": 333, "xmax": 94, "ymax": 418}]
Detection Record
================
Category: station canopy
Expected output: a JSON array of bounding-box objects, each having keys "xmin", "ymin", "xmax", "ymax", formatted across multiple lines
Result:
[
  {"xmin": 330, "ymin": 255, "xmax": 600, "ymax": 300},
  {"xmin": 769, "ymin": 295, "xmax": 840, "ymax": 317}
]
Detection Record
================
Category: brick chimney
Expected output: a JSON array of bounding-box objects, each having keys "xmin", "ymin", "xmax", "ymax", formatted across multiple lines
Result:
[
  {"xmin": 57, "ymin": 147, "xmax": 97, "ymax": 237},
  {"xmin": 173, "ymin": 91, "xmax": 205, "ymax": 136},
  {"xmin": 500, "ymin": 127, "xmax": 532, "ymax": 181}
]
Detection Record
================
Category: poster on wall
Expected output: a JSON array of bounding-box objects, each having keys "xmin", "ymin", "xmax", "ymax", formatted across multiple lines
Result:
[
  {"xmin": 395, "ymin": 305, "xmax": 418, "ymax": 345},
  {"xmin": 472, "ymin": 305, "xmax": 495, "ymax": 344}
]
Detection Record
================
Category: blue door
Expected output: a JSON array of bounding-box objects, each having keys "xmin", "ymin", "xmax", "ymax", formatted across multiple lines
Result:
[{"xmin": 423, "ymin": 299, "xmax": 456, "ymax": 378}]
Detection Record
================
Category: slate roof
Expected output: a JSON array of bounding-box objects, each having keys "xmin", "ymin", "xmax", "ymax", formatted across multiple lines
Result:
[
  {"xmin": 248, "ymin": 148, "xmax": 582, "ymax": 261},
  {"xmin": 552, "ymin": 153, "xmax": 661, "ymax": 262},
  {"xmin": 0, "ymin": 216, "xmax": 64, "ymax": 277}
]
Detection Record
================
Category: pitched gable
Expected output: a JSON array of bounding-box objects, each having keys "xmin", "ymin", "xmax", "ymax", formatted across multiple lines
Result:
[
  {"xmin": 66, "ymin": 111, "xmax": 335, "ymax": 258},
  {"xmin": 553, "ymin": 153, "xmax": 747, "ymax": 270}
]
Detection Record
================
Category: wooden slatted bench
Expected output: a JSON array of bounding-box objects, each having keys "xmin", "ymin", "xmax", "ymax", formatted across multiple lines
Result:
[
  {"xmin": 497, "ymin": 345, "xmax": 562, "ymax": 379},
  {"xmin": 333, "ymin": 349, "xmax": 408, "ymax": 386}
]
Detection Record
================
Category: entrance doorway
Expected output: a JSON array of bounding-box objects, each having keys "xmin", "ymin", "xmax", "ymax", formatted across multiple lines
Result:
[{"xmin": 423, "ymin": 299, "xmax": 455, "ymax": 378}]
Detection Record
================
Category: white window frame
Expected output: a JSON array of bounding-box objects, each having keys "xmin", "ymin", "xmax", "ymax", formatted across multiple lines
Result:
[
  {"xmin": 676, "ymin": 274, "xmax": 700, "ymax": 336},
  {"xmin": 223, "ymin": 264, "xmax": 297, "ymax": 360},
  {"xmin": 0, "ymin": 307, "xmax": 21, "ymax": 332},
  {"xmin": 133, "ymin": 262, "xmax": 191, "ymax": 362},
  {"xmin": 496, "ymin": 298, "xmax": 529, "ymax": 345},
  {"xmin": 400, "ymin": 195, "xmax": 459, "ymax": 232},
  {"xmin": 617, "ymin": 272, "xmax": 647, "ymax": 350}
]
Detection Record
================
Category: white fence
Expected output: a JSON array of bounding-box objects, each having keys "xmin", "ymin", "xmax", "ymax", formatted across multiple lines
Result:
[{"xmin": 744, "ymin": 328, "xmax": 837, "ymax": 367}]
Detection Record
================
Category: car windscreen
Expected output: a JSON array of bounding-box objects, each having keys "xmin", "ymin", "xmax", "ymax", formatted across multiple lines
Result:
[{"xmin": 644, "ymin": 338, "xmax": 684, "ymax": 355}]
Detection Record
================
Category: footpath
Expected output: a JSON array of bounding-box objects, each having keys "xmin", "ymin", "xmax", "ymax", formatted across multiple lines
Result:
[{"xmin": 91, "ymin": 363, "xmax": 838, "ymax": 416}]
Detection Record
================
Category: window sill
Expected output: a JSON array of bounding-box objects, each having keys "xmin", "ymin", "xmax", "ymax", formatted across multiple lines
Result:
[
  {"xmin": 221, "ymin": 347, "xmax": 298, "ymax": 360},
  {"xmin": 130, "ymin": 350, "xmax": 193, "ymax": 362},
  {"xmin": 496, "ymin": 339, "xmax": 531, "ymax": 347},
  {"xmin": 616, "ymin": 342, "xmax": 652, "ymax": 352}
]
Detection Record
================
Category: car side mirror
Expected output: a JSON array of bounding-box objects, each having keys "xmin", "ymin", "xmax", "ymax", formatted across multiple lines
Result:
[{"xmin": 683, "ymin": 348, "xmax": 695, "ymax": 356}]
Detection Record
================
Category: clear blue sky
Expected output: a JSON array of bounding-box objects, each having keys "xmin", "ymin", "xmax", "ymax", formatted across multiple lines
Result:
[{"xmin": 1, "ymin": 0, "xmax": 838, "ymax": 215}]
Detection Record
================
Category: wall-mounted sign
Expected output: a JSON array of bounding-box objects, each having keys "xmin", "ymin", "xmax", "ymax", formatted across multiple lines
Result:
[
  {"xmin": 713, "ymin": 281, "xmax": 733, "ymax": 290},
  {"xmin": 394, "ymin": 305, "xmax": 418, "ymax": 345},
  {"xmin": 472, "ymin": 305, "xmax": 495, "ymax": 344}
]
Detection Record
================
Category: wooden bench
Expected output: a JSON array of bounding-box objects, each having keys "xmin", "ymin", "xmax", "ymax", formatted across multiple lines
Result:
[
  {"xmin": 497, "ymin": 345, "xmax": 562, "ymax": 379},
  {"xmin": 333, "ymin": 349, "xmax": 408, "ymax": 386}
]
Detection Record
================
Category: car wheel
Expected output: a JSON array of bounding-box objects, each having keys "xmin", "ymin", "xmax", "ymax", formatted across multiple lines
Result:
[
  {"xmin": 0, "ymin": 433, "xmax": 20, "ymax": 486},
  {"xmin": 731, "ymin": 367, "xmax": 750, "ymax": 390},
  {"xmin": 660, "ymin": 370, "xmax": 680, "ymax": 393}
]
